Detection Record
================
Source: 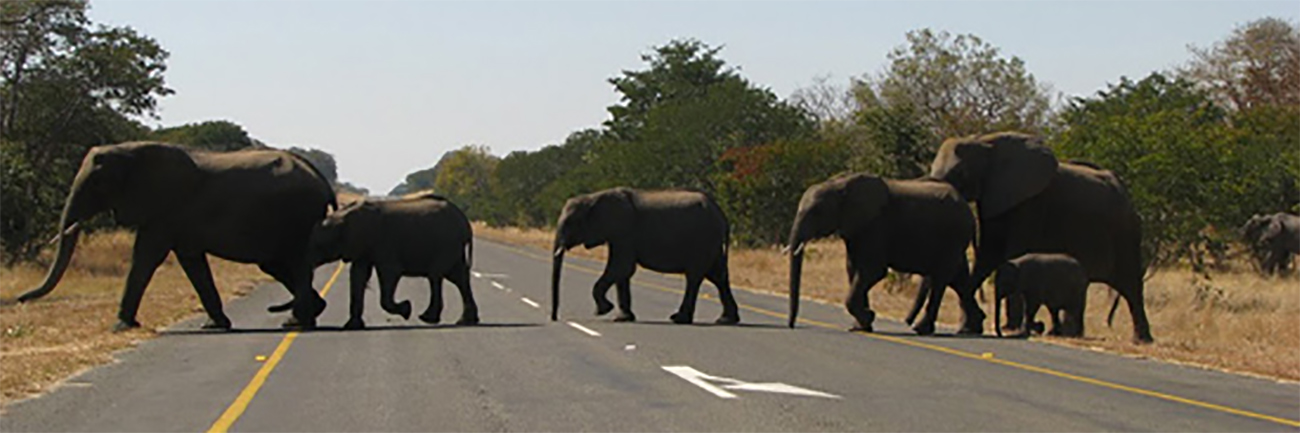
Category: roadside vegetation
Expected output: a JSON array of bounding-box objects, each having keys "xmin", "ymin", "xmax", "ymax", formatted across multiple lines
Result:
[{"xmin": 0, "ymin": 231, "xmax": 265, "ymax": 405}]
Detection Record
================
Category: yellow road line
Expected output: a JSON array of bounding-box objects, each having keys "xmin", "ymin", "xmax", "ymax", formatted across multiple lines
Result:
[
  {"xmin": 508, "ymin": 242, "xmax": 1300, "ymax": 428},
  {"xmin": 207, "ymin": 263, "xmax": 345, "ymax": 433}
]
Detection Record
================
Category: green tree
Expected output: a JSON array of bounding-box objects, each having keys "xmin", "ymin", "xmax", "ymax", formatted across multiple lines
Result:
[
  {"xmin": 599, "ymin": 39, "xmax": 815, "ymax": 193},
  {"xmin": 1050, "ymin": 73, "xmax": 1293, "ymax": 268},
  {"xmin": 850, "ymin": 29, "xmax": 1053, "ymax": 177},
  {"xmin": 713, "ymin": 138, "xmax": 849, "ymax": 246},
  {"xmin": 1, "ymin": 0, "xmax": 171, "ymax": 261},
  {"xmin": 432, "ymin": 145, "xmax": 500, "ymax": 221},
  {"xmin": 492, "ymin": 129, "xmax": 604, "ymax": 226},
  {"xmin": 151, "ymin": 120, "xmax": 259, "ymax": 152}
]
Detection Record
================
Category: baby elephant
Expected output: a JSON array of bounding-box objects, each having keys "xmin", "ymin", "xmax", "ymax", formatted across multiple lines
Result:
[
  {"xmin": 310, "ymin": 193, "xmax": 479, "ymax": 329},
  {"xmin": 994, "ymin": 253, "xmax": 1088, "ymax": 338}
]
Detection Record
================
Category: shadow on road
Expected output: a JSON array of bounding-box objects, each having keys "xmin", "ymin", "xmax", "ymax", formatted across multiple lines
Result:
[
  {"xmin": 159, "ymin": 322, "xmax": 541, "ymax": 336},
  {"xmin": 591, "ymin": 319, "xmax": 787, "ymax": 329}
]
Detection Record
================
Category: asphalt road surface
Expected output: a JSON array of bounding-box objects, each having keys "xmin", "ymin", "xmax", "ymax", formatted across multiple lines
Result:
[{"xmin": 4, "ymin": 239, "xmax": 1298, "ymax": 432}]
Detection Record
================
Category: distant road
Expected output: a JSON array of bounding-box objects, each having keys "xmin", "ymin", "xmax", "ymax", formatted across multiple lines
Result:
[{"xmin": 4, "ymin": 239, "xmax": 1297, "ymax": 432}]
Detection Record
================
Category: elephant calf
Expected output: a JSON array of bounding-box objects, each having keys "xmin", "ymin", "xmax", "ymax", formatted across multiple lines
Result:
[
  {"xmin": 1240, "ymin": 212, "xmax": 1300, "ymax": 276},
  {"xmin": 994, "ymin": 253, "xmax": 1088, "ymax": 338},
  {"xmin": 786, "ymin": 173, "xmax": 977, "ymax": 335},
  {"xmin": 310, "ymin": 193, "xmax": 479, "ymax": 329},
  {"xmin": 551, "ymin": 187, "xmax": 739, "ymax": 325}
]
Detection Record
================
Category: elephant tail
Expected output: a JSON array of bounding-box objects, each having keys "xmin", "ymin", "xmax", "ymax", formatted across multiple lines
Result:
[{"xmin": 465, "ymin": 238, "xmax": 474, "ymax": 269}]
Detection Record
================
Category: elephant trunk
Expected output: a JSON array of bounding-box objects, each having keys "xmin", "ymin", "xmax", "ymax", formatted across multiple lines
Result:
[
  {"xmin": 18, "ymin": 183, "xmax": 92, "ymax": 302},
  {"xmin": 786, "ymin": 220, "xmax": 810, "ymax": 329},
  {"xmin": 550, "ymin": 235, "xmax": 565, "ymax": 322}
]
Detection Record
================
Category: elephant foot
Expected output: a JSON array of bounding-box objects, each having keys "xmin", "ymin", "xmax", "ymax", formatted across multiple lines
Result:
[
  {"xmin": 594, "ymin": 298, "xmax": 614, "ymax": 316},
  {"xmin": 1132, "ymin": 333, "xmax": 1154, "ymax": 344},
  {"xmin": 343, "ymin": 318, "xmax": 366, "ymax": 330},
  {"xmin": 384, "ymin": 301, "xmax": 413, "ymax": 320},
  {"xmin": 669, "ymin": 311, "xmax": 694, "ymax": 325},
  {"xmin": 714, "ymin": 313, "xmax": 740, "ymax": 325},
  {"xmin": 418, "ymin": 312, "xmax": 441, "ymax": 324},
  {"xmin": 912, "ymin": 321, "xmax": 936, "ymax": 336},
  {"xmin": 267, "ymin": 299, "xmax": 294, "ymax": 313},
  {"xmin": 201, "ymin": 316, "xmax": 232, "ymax": 330},
  {"xmin": 849, "ymin": 324, "xmax": 874, "ymax": 333},
  {"xmin": 612, "ymin": 311, "xmax": 636, "ymax": 322},
  {"xmin": 281, "ymin": 316, "xmax": 317, "ymax": 330},
  {"xmin": 455, "ymin": 314, "xmax": 480, "ymax": 326},
  {"xmin": 112, "ymin": 320, "xmax": 141, "ymax": 333}
]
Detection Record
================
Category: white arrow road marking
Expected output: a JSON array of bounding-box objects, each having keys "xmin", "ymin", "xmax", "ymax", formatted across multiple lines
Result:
[
  {"xmin": 520, "ymin": 297, "xmax": 540, "ymax": 308},
  {"xmin": 566, "ymin": 321, "xmax": 601, "ymax": 337},
  {"xmin": 662, "ymin": 366, "xmax": 840, "ymax": 400},
  {"xmin": 491, "ymin": 281, "xmax": 506, "ymax": 290}
]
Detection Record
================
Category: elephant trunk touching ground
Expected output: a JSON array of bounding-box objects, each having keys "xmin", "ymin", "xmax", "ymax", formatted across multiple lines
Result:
[
  {"xmin": 786, "ymin": 216, "xmax": 812, "ymax": 328},
  {"xmin": 551, "ymin": 234, "xmax": 567, "ymax": 322},
  {"xmin": 19, "ymin": 164, "xmax": 98, "ymax": 303}
]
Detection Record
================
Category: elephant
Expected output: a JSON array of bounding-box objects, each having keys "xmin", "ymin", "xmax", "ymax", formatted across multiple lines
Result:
[
  {"xmin": 550, "ymin": 187, "xmax": 739, "ymax": 325},
  {"xmin": 993, "ymin": 253, "xmax": 1089, "ymax": 338},
  {"xmin": 1240, "ymin": 212, "xmax": 1300, "ymax": 276},
  {"xmin": 308, "ymin": 193, "xmax": 479, "ymax": 329},
  {"xmin": 926, "ymin": 131, "xmax": 1152, "ymax": 343},
  {"xmin": 16, "ymin": 142, "xmax": 336, "ymax": 330},
  {"xmin": 786, "ymin": 173, "xmax": 977, "ymax": 335}
]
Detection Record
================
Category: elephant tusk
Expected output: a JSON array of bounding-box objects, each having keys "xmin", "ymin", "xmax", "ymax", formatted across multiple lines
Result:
[
  {"xmin": 553, "ymin": 247, "xmax": 565, "ymax": 257},
  {"xmin": 780, "ymin": 245, "xmax": 790, "ymax": 255},
  {"xmin": 45, "ymin": 222, "xmax": 81, "ymax": 246},
  {"xmin": 792, "ymin": 242, "xmax": 806, "ymax": 256}
]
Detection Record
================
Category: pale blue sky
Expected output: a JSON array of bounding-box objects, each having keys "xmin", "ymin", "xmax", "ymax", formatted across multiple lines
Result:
[{"xmin": 89, "ymin": 1, "xmax": 1298, "ymax": 193}]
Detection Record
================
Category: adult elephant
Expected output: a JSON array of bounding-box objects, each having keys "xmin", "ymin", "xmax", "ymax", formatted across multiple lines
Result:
[
  {"xmin": 1240, "ymin": 212, "xmax": 1300, "ymax": 275},
  {"xmin": 785, "ymin": 173, "xmax": 976, "ymax": 335},
  {"xmin": 550, "ymin": 187, "xmax": 739, "ymax": 325},
  {"xmin": 16, "ymin": 142, "xmax": 336, "ymax": 330},
  {"xmin": 926, "ymin": 132, "xmax": 1153, "ymax": 343}
]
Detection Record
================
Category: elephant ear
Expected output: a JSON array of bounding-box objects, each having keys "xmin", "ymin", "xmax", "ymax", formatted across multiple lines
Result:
[
  {"xmin": 838, "ymin": 174, "xmax": 889, "ymax": 238},
  {"xmin": 105, "ymin": 143, "xmax": 202, "ymax": 224},
  {"xmin": 584, "ymin": 188, "xmax": 636, "ymax": 247},
  {"xmin": 981, "ymin": 133, "xmax": 1058, "ymax": 219}
]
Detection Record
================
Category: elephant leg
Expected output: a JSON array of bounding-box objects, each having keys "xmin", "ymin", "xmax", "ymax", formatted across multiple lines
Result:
[
  {"xmin": 446, "ymin": 264, "xmax": 479, "ymax": 325},
  {"xmin": 344, "ymin": 263, "xmax": 372, "ymax": 330},
  {"xmin": 175, "ymin": 252, "xmax": 231, "ymax": 330},
  {"xmin": 420, "ymin": 276, "xmax": 444, "ymax": 324},
  {"xmin": 116, "ymin": 231, "xmax": 171, "ymax": 332},
  {"xmin": 846, "ymin": 264, "xmax": 886, "ymax": 332},
  {"xmin": 913, "ymin": 272, "xmax": 953, "ymax": 336},
  {"xmin": 285, "ymin": 261, "xmax": 325, "ymax": 330},
  {"xmin": 959, "ymin": 255, "xmax": 1000, "ymax": 335},
  {"xmin": 670, "ymin": 273, "xmax": 705, "ymax": 324},
  {"xmin": 1115, "ymin": 282, "xmax": 1153, "ymax": 343},
  {"xmin": 904, "ymin": 276, "xmax": 929, "ymax": 326},
  {"xmin": 594, "ymin": 247, "xmax": 636, "ymax": 317},
  {"xmin": 376, "ymin": 267, "xmax": 411, "ymax": 320},
  {"xmin": 259, "ymin": 263, "xmax": 297, "ymax": 313},
  {"xmin": 705, "ymin": 263, "xmax": 740, "ymax": 325},
  {"xmin": 1046, "ymin": 307, "xmax": 1064, "ymax": 336},
  {"xmin": 612, "ymin": 277, "xmax": 636, "ymax": 322}
]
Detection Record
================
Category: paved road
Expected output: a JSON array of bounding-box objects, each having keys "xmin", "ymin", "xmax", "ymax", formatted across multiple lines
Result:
[{"xmin": 4, "ymin": 239, "xmax": 1298, "ymax": 432}]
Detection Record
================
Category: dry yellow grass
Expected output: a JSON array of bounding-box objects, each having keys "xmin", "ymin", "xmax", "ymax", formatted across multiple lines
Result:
[
  {"xmin": 0, "ymin": 230, "xmax": 266, "ymax": 406},
  {"xmin": 474, "ymin": 222, "xmax": 1300, "ymax": 381}
]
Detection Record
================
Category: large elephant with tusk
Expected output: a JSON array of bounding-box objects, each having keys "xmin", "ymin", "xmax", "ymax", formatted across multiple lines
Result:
[
  {"xmin": 550, "ymin": 187, "xmax": 739, "ymax": 325},
  {"xmin": 16, "ymin": 142, "xmax": 337, "ymax": 331}
]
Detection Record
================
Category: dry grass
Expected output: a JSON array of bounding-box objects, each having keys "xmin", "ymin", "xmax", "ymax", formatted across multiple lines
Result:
[
  {"xmin": 474, "ymin": 222, "xmax": 1300, "ymax": 381},
  {"xmin": 0, "ymin": 230, "xmax": 266, "ymax": 406}
]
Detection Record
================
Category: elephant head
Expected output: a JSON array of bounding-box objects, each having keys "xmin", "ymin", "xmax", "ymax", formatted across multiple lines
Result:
[
  {"xmin": 19, "ymin": 143, "xmax": 200, "ymax": 303},
  {"xmin": 786, "ymin": 174, "xmax": 888, "ymax": 328},
  {"xmin": 550, "ymin": 188, "xmax": 635, "ymax": 321},
  {"xmin": 929, "ymin": 132, "xmax": 1058, "ymax": 219},
  {"xmin": 307, "ymin": 200, "xmax": 411, "ymax": 317}
]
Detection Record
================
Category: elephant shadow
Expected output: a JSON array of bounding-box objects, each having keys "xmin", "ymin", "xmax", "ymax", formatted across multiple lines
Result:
[
  {"xmin": 158, "ymin": 322, "xmax": 541, "ymax": 336},
  {"xmin": 611, "ymin": 320, "xmax": 786, "ymax": 329}
]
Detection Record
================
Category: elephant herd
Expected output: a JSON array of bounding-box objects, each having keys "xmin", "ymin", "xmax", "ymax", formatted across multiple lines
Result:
[{"xmin": 17, "ymin": 132, "xmax": 1161, "ymax": 343}]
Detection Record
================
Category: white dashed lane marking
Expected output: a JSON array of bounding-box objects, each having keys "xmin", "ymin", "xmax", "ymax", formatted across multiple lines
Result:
[
  {"xmin": 566, "ymin": 322, "xmax": 602, "ymax": 337},
  {"xmin": 491, "ymin": 281, "xmax": 506, "ymax": 290},
  {"xmin": 520, "ymin": 297, "xmax": 540, "ymax": 308}
]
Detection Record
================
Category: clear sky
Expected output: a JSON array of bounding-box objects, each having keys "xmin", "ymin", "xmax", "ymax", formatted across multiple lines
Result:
[{"xmin": 88, "ymin": 1, "xmax": 1299, "ymax": 193}]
